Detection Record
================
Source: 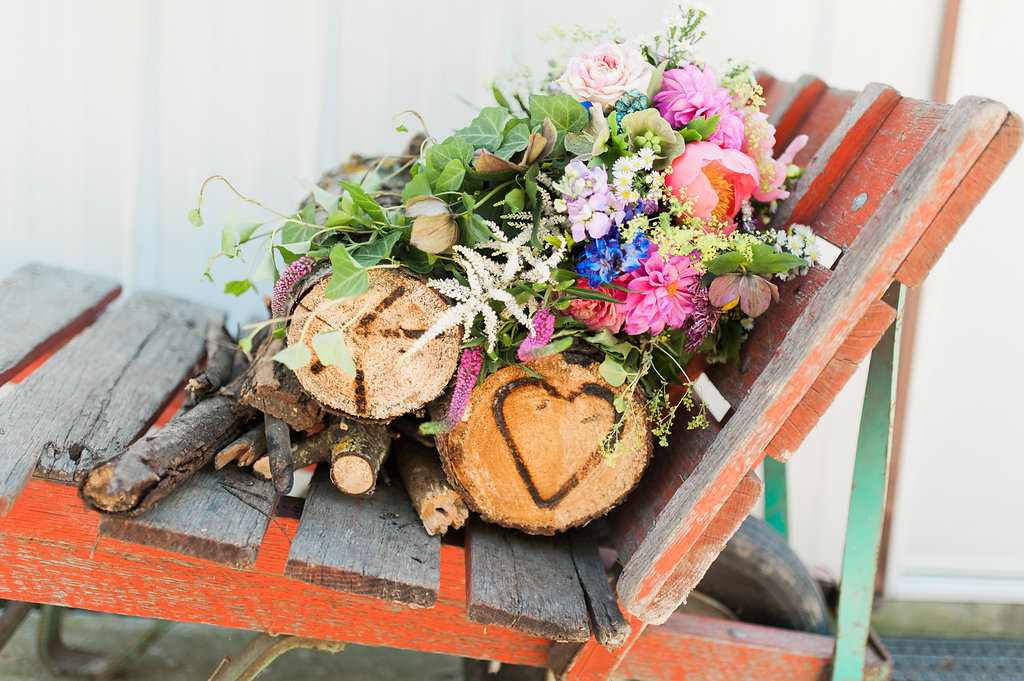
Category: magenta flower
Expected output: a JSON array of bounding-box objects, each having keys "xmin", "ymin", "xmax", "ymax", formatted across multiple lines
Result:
[
  {"xmin": 517, "ymin": 307, "xmax": 555, "ymax": 362},
  {"xmin": 567, "ymin": 279, "xmax": 627, "ymax": 333},
  {"xmin": 620, "ymin": 245, "xmax": 700, "ymax": 336},
  {"xmin": 653, "ymin": 64, "xmax": 745, "ymax": 149}
]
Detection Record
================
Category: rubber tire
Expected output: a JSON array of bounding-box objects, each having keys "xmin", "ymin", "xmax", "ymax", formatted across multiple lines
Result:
[{"xmin": 693, "ymin": 515, "xmax": 832, "ymax": 635}]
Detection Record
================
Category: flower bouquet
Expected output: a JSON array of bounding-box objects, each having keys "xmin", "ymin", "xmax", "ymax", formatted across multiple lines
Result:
[{"xmin": 193, "ymin": 5, "xmax": 825, "ymax": 534}]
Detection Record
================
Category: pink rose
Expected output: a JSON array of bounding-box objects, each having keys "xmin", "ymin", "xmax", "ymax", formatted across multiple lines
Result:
[
  {"xmin": 567, "ymin": 279, "xmax": 627, "ymax": 333},
  {"xmin": 666, "ymin": 141, "xmax": 760, "ymax": 229},
  {"xmin": 556, "ymin": 43, "xmax": 653, "ymax": 111}
]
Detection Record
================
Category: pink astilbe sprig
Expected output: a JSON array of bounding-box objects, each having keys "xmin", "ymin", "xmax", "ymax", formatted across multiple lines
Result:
[
  {"xmin": 517, "ymin": 307, "xmax": 555, "ymax": 362},
  {"xmin": 420, "ymin": 346, "xmax": 484, "ymax": 435},
  {"xmin": 271, "ymin": 256, "xmax": 315, "ymax": 319}
]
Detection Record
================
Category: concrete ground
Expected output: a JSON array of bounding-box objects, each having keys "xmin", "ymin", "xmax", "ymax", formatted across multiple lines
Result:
[
  {"xmin": 2, "ymin": 602, "xmax": 1022, "ymax": 680},
  {"xmin": 0, "ymin": 609, "xmax": 463, "ymax": 681}
]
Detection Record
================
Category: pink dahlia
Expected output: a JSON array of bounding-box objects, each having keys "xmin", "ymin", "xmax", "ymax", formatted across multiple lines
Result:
[
  {"xmin": 567, "ymin": 279, "xmax": 627, "ymax": 333},
  {"xmin": 666, "ymin": 141, "xmax": 760, "ymax": 229},
  {"xmin": 620, "ymin": 245, "xmax": 700, "ymax": 336},
  {"xmin": 653, "ymin": 64, "xmax": 745, "ymax": 149}
]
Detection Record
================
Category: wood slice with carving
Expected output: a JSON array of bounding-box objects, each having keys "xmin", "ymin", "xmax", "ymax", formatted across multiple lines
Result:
[
  {"xmin": 286, "ymin": 268, "xmax": 460, "ymax": 421},
  {"xmin": 436, "ymin": 350, "xmax": 653, "ymax": 535}
]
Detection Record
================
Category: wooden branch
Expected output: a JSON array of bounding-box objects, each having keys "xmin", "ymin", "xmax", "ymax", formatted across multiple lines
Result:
[
  {"xmin": 251, "ymin": 419, "xmax": 347, "ymax": 480},
  {"xmin": 185, "ymin": 321, "xmax": 236, "ymax": 402},
  {"xmin": 329, "ymin": 422, "xmax": 391, "ymax": 496},
  {"xmin": 393, "ymin": 436, "xmax": 467, "ymax": 536},
  {"xmin": 214, "ymin": 424, "xmax": 266, "ymax": 470},
  {"xmin": 237, "ymin": 333, "xmax": 323, "ymax": 431},
  {"xmin": 265, "ymin": 414, "xmax": 293, "ymax": 495},
  {"xmin": 79, "ymin": 395, "xmax": 258, "ymax": 514},
  {"xmin": 436, "ymin": 350, "xmax": 652, "ymax": 535}
]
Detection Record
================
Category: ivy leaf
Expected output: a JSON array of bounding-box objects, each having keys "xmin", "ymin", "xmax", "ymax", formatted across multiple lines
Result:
[
  {"xmin": 495, "ymin": 122, "xmax": 531, "ymax": 160},
  {"xmin": 401, "ymin": 245, "xmax": 433, "ymax": 274},
  {"xmin": 224, "ymin": 280, "xmax": 251, "ymax": 296},
  {"xmin": 280, "ymin": 220, "xmax": 317, "ymax": 245},
  {"xmin": 425, "ymin": 137, "xmax": 474, "ymax": 172},
  {"xmin": 435, "ymin": 158, "xmax": 466, "ymax": 194},
  {"xmin": 325, "ymin": 244, "xmax": 369, "ymax": 300},
  {"xmin": 340, "ymin": 181, "xmax": 387, "ymax": 225},
  {"xmin": 455, "ymin": 107, "xmax": 512, "ymax": 152},
  {"xmin": 460, "ymin": 213, "xmax": 495, "ymax": 247},
  {"xmin": 401, "ymin": 172, "xmax": 433, "ymax": 202},
  {"xmin": 707, "ymin": 251, "xmax": 748, "ymax": 275},
  {"xmin": 351, "ymin": 230, "xmax": 401, "ymax": 267},
  {"xmin": 504, "ymin": 188, "xmax": 525, "ymax": 214},
  {"xmin": 271, "ymin": 343, "xmax": 311, "ymax": 370},
  {"xmin": 251, "ymin": 248, "xmax": 278, "ymax": 282},
  {"xmin": 221, "ymin": 226, "xmax": 240, "ymax": 258},
  {"xmin": 528, "ymin": 94, "xmax": 588, "ymax": 156},
  {"xmin": 218, "ymin": 215, "xmax": 263, "ymax": 243},
  {"xmin": 325, "ymin": 209, "xmax": 355, "ymax": 228},
  {"xmin": 296, "ymin": 177, "xmax": 340, "ymax": 213},
  {"xmin": 599, "ymin": 356, "xmax": 628, "ymax": 387},
  {"xmin": 311, "ymin": 330, "xmax": 356, "ymax": 378},
  {"xmin": 187, "ymin": 208, "xmax": 204, "ymax": 227}
]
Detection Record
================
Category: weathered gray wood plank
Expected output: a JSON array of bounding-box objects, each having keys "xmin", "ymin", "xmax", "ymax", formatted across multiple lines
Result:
[
  {"xmin": 0, "ymin": 264, "xmax": 120, "ymax": 384},
  {"xmin": 0, "ymin": 292, "xmax": 221, "ymax": 514},
  {"xmin": 284, "ymin": 466, "xmax": 440, "ymax": 608},
  {"xmin": 568, "ymin": 527, "xmax": 630, "ymax": 649},
  {"xmin": 467, "ymin": 517, "xmax": 590, "ymax": 642},
  {"xmin": 98, "ymin": 465, "xmax": 279, "ymax": 568}
]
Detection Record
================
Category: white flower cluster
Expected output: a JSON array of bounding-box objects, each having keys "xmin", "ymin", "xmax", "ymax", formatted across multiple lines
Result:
[
  {"xmin": 773, "ymin": 224, "xmax": 821, "ymax": 281},
  {"xmin": 611, "ymin": 148, "xmax": 662, "ymax": 204},
  {"xmin": 407, "ymin": 217, "xmax": 567, "ymax": 356}
]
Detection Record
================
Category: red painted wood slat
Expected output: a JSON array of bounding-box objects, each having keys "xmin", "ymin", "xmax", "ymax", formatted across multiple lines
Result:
[{"xmin": 616, "ymin": 96, "xmax": 1012, "ymax": 622}]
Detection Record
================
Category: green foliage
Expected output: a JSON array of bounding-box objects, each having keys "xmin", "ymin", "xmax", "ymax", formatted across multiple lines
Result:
[
  {"xmin": 528, "ymin": 94, "xmax": 588, "ymax": 156},
  {"xmin": 435, "ymin": 159, "xmax": 466, "ymax": 194},
  {"xmin": 187, "ymin": 208, "xmax": 204, "ymax": 227},
  {"xmin": 224, "ymin": 280, "xmax": 251, "ymax": 296},
  {"xmin": 311, "ymin": 330, "xmax": 356, "ymax": 378},
  {"xmin": 455, "ymin": 107, "xmax": 512, "ymax": 152},
  {"xmin": 297, "ymin": 178, "xmax": 340, "ymax": 213},
  {"xmin": 339, "ymin": 181, "xmax": 388, "ymax": 226},
  {"xmin": 324, "ymin": 244, "xmax": 369, "ymax": 300},
  {"xmin": 271, "ymin": 342, "xmax": 311, "ymax": 370}
]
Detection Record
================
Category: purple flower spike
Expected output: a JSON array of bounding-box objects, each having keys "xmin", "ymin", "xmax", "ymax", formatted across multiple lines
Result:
[
  {"xmin": 517, "ymin": 308, "xmax": 556, "ymax": 362},
  {"xmin": 445, "ymin": 346, "xmax": 484, "ymax": 429},
  {"xmin": 271, "ymin": 256, "xmax": 315, "ymax": 319}
]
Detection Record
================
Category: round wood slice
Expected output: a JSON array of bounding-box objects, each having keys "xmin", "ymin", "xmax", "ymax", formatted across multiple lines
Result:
[
  {"xmin": 436, "ymin": 350, "xmax": 653, "ymax": 535},
  {"xmin": 286, "ymin": 269, "xmax": 461, "ymax": 421}
]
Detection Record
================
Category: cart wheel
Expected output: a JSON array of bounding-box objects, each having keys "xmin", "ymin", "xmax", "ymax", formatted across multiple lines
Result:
[{"xmin": 690, "ymin": 515, "xmax": 832, "ymax": 635}]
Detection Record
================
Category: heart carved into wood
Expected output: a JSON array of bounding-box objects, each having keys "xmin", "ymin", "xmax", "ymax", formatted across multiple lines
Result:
[{"xmin": 491, "ymin": 377, "xmax": 622, "ymax": 509}]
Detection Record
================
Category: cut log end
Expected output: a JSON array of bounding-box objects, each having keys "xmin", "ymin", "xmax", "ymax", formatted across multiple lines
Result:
[
  {"xmin": 286, "ymin": 269, "xmax": 461, "ymax": 421},
  {"xmin": 394, "ymin": 437, "xmax": 469, "ymax": 536},
  {"xmin": 80, "ymin": 464, "xmax": 142, "ymax": 514},
  {"xmin": 330, "ymin": 458, "xmax": 375, "ymax": 495},
  {"xmin": 437, "ymin": 351, "xmax": 652, "ymax": 535}
]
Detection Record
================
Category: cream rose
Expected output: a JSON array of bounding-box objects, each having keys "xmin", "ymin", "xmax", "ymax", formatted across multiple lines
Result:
[{"xmin": 555, "ymin": 43, "xmax": 653, "ymax": 111}]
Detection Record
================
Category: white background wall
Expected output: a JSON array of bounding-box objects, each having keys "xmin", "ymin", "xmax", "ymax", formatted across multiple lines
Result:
[{"xmin": 0, "ymin": 0, "xmax": 1020, "ymax": 602}]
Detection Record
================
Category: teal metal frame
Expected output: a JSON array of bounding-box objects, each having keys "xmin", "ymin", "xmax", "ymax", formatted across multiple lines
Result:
[{"xmin": 763, "ymin": 283, "xmax": 905, "ymax": 681}]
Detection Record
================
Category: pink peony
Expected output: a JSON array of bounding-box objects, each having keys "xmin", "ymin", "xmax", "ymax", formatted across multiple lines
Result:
[
  {"xmin": 620, "ymin": 245, "xmax": 700, "ymax": 336},
  {"xmin": 556, "ymin": 43, "xmax": 653, "ymax": 111},
  {"xmin": 567, "ymin": 279, "xmax": 627, "ymax": 333},
  {"xmin": 653, "ymin": 65, "xmax": 746, "ymax": 149},
  {"xmin": 666, "ymin": 141, "xmax": 760, "ymax": 229}
]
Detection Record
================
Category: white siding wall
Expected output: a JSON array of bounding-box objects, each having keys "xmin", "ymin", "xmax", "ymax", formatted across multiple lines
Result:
[{"xmin": 0, "ymin": 0, "xmax": 1018, "ymax": 599}]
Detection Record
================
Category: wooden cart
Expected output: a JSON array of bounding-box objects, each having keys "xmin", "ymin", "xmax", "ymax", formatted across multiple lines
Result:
[{"xmin": 0, "ymin": 76, "xmax": 1018, "ymax": 680}]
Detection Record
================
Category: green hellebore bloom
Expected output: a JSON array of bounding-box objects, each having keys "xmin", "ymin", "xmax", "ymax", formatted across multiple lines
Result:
[{"xmin": 619, "ymin": 108, "xmax": 687, "ymax": 169}]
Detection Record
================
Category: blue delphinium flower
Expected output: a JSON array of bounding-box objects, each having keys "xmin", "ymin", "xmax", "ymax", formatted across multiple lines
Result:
[{"xmin": 576, "ymin": 228, "xmax": 651, "ymax": 287}]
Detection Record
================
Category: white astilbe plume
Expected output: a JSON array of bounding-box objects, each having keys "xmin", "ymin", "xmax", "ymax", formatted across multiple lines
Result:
[{"xmin": 406, "ymin": 211, "xmax": 568, "ymax": 356}]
